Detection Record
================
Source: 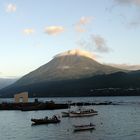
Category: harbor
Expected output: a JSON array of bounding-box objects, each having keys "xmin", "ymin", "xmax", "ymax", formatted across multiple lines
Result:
[
  {"xmin": 0, "ymin": 92, "xmax": 118, "ymax": 111},
  {"xmin": 1, "ymin": 96, "xmax": 140, "ymax": 140}
]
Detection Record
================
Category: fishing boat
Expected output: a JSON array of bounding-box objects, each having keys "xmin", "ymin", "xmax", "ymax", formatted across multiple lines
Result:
[
  {"xmin": 31, "ymin": 115, "xmax": 60, "ymax": 125},
  {"xmin": 69, "ymin": 109, "xmax": 98, "ymax": 117},
  {"xmin": 73, "ymin": 123, "xmax": 95, "ymax": 132}
]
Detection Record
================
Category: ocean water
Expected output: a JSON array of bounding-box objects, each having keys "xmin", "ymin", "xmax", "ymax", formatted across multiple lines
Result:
[{"xmin": 0, "ymin": 96, "xmax": 140, "ymax": 140}]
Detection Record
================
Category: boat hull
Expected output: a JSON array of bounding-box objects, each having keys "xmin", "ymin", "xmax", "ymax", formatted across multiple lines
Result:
[
  {"xmin": 61, "ymin": 112, "xmax": 70, "ymax": 117},
  {"xmin": 31, "ymin": 118, "xmax": 60, "ymax": 125},
  {"xmin": 74, "ymin": 125, "xmax": 95, "ymax": 132},
  {"xmin": 69, "ymin": 112, "xmax": 97, "ymax": 117}
]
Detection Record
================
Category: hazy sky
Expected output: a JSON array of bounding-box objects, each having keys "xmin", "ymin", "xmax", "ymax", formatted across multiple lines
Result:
[{"xmin": 0, "ymin": 0, "xmax": 140, "ymax": 78}]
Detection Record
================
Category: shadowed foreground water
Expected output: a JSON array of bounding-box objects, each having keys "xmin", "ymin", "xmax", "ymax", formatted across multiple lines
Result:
[{"xmin": 0, "ymin": 96, "xmax": 140, "ymax": 140}]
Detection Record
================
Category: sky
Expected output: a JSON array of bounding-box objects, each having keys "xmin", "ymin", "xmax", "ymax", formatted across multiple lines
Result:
[{"xmin": 0, "ymin": 0, "xmax": 140, "ymax": 78}]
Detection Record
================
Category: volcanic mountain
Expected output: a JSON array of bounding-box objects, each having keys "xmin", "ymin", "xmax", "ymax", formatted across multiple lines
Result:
[
  {"xmin": 13, "ymin": 49, "xmax": 122, "ymax": 87},
  {"xmin": 3, "ymin": 49, "xmax": 140, "ymax": 97}
]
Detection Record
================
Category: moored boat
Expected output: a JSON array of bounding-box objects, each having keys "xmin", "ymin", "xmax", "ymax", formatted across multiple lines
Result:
[
  {"xmin": 69, "ymin": 109, "xmax": 98, "ymax": 117},
  {"xmin": 31, "ymin": 115, "xmax": 60, "ymax": 125},
  {"xmin": 61, "ymin": 111, "xmax": 70, "ymax": 117},
  {"xmin": 73, "ymin": 123, "xmax": 95, "ymax": 132}
]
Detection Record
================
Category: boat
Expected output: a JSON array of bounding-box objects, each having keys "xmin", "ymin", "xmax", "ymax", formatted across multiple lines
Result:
[
  {"xmin": 73, "ymin": 123, "xmax": 95, "ymax": 132},
  {"xmin": 69, "ymin": 109, "xmax": 98, "ymax": 117},
  {"xmin": 61, "ymin": 101, "xmax": 72, "ymax": 117},
  {"xmin": 31, "ymin": 115, "xmax": 60, "ymax": 125},
  {"xmin": 61, "ymin": 111, "xmax": 70, "ymax": 117}
]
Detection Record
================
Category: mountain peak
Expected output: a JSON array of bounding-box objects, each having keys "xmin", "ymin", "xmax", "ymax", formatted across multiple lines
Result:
[
  {"xmin": 55, "ymin": 49, "xmax": 96, "ymax": 60},
  {"xmin": 11, "ymin": 49, "xmax": 123, "ymax": 87}
]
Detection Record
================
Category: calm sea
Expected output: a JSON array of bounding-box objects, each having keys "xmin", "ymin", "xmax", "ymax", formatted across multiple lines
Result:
[{"xmin": 0, "ymin": 96, "xmax": 140, "ymax": 140}]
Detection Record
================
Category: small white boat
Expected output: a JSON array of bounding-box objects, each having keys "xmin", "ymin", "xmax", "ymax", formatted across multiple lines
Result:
[
  {"xmin": 73, "ymin": 123, "xmax": 95, "ymax": 132},
  {"xmin": 61, "ymin": 111, "xmax": 70, "ymax": 117},
  {"xmin": 69, "ymin": 109, "xmax": 98, "ymax": 117}
]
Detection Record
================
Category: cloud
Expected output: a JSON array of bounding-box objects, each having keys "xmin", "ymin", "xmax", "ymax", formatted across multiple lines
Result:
[
  {"xmin": 75, "ymin": 26, "xmax": 86, "ymax": 33},
  {"xmin": 114, "ymin": 0, "xmax": 140, "ymax": 6},
  {"xmin": 23, "ymin": 29, "xmax": 35, "ymax": 35},
  {"xmin": 44, "ymin": 26, "xmax": 64, "ymax": 35},
  {"xmin": 6, "ymin": 4, "xmax": 16, "ymax": 13},
  {"xmin": 128, "ymin": 18, "xmax": 140, "ymax": 28},
  {"xmin": 108, "ymin": 0, "xmax": 140, "ymax": 28},
  {"xmin": 56, "ymin": 49, "xmax": 97, "ymax": 60},
  {"xmin": 76, "ymin": 35, "xmax": 110, "ymax": 53},
  {"xmin": 75, "ymin": 16, "xmax": 93, "ymax": 33},
  {"xmin": 78, "ymin": 16, "xmax": 93, "ymax": 25},
  {"xmin": 91, "ymin": 35, "xmax": 110, "ymax": 53},
  {"xmin": 108, "ymin": 63, "xmax": 140, "ymax": 70}
]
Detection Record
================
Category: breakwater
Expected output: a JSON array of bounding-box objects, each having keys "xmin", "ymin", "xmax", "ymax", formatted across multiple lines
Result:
[
  {"xmin": 0, "ymin": 102, "xmax": 68, "ymax": 111},
  {"xmin": 0, "ymin": 100, "xmax": 117, "ymax": 111}
]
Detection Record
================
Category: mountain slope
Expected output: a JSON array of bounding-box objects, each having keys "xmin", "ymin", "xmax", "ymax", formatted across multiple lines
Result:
[
  {"xmin": 14, "ymin": 49, "xmax": 123, "ymax": 86},
  {"xmin": 0, "ymin": 71, "xmax": 140, "ymax": 97}
]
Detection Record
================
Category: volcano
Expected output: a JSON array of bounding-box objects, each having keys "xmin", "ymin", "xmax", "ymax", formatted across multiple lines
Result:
[
  {"xmin": 14, "ymin": 49, "xmax": 122, "ymax": 86},
  {"xmin": 2, "ymin": 49, "xmax": 138, "ymax": 97}
]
